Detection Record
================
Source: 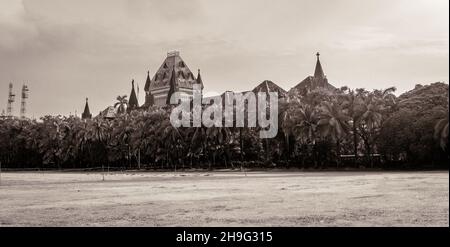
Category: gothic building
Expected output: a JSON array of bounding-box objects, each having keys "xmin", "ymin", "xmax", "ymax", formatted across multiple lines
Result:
[
  {"xmin": 92, "ymin": 51, "xmax": 335, "ymax": 119},
  {"xmin": 144, "ymin": 51, "xmax": 203, "ymax": 107}
]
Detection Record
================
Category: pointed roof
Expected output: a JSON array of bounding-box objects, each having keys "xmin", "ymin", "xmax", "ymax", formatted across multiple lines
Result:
[
  {"xmin": 96, "ymin": 106, "xmax": 117, "ymax": 120},
  {"xmin": 252, "ymin": 80, "xmax": 287, "ymax": 98},
  {"xmin": 128, "ymin": 79, "xmax": 139, "ymax": 110},
  {"xmin": 196, "ymin": 69, "xmax": 204, "ymax": 90},
  {"xmin": 314, "ymin": 52, "xmax": 325, "ymax": 78},
  {"xmin": 144, "ymin": 70, "xmax": 151, "ymax": 92},
  {"xmin": 82, "ymin": 98, "xmax": 92, "ymax": 119},
  {"xmin": 166, "ymin": 66, "xmax": 177, "ymax": 105},
  {"xmin": 289, "ymin": 52, "xmax": 335, "ymax": 94},
  {"xmin": 150, "ymin": 51, "xmax": 197, "ymax": 91}
]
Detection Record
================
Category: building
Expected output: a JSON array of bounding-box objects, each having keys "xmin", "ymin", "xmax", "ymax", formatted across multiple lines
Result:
[
  {"xmin": 144, "ymin": 51, "xmax": 203, "ymax": 107},
  {"xmin": 97, "ymin": 106, "xmax": 117, "ymax": 120},
  {"xmin": 289, "ymin": 52, "xmax": 336, "ymax": 94},
  {"xmin": 93, "ymin": 51, "xmax": 335, "ymax": 119},
  {"xmin": 252, "ymin": 80, "xmax": 287, "ymax": 99}
]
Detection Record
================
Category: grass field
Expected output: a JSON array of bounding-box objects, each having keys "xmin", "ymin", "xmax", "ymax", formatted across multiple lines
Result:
[{"xmin": 0, "ymin": 171, "xmax": 448, "ymax": 226}]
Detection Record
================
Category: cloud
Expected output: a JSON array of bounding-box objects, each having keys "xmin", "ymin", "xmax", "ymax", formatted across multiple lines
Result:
[
  {"xmin": 331, "ymin": 26, "xmax": 449, "ymax": 56},
  {"xmin": 0, "ymin": 0, "xmax": 38, "ymax": 51},
  {"xmin": 0, "ymin": 0, "xmax": 448, "ymax": 117}
]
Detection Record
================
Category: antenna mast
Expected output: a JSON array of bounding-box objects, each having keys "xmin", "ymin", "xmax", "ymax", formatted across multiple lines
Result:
[
  {"xmin": 20, "ymin": 84, "xmax": 29, "ymax": 118},
  {"xmin": 7, "ymin": 83, "xmax": 16, "ymax": 117}
]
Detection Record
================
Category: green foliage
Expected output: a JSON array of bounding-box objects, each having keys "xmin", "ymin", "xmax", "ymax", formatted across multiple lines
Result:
[{"xmin": 0, "ymin": 83, "xmax": 448, "ymax": 169}]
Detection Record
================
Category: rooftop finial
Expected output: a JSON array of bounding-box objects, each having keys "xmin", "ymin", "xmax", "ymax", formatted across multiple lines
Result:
[
  {"xmin": 86, "ymin": 97, "xmax": 88, "ymax": 102},
  {"xmin": 316, "ymin": 52, "xmax": 320, "ymax": 59},
  {"xmin": 167, "ymin": 51, "xmax": 180, "ymax": 57}
]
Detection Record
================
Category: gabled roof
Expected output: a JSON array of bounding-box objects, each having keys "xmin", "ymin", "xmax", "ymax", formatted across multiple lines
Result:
[
  {"xmin": 96, "ymin": 106, "xmax": 117, "ymax": 119},
  {"xmin": 150, "ymin": 51, "xmax": 197, "ymax": 91},
  {"xmin": 290, "ymin": 76, "xmax": 336, "ymax": 93},
  {"xmin": 252, "ymin": 80, "xmax": 287, "ymax": 98}
]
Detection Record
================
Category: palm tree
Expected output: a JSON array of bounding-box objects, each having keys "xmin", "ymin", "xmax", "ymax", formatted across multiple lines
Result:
[
  {"xmin": 358, "ymin": 94, "xmax": 383, "ymax": 167},
  {"xmin": 114, "ymin": 95, "xmax": 128, "ymax": 115},
  {"xmin": 317, "ymin": 101, "xmax": 351, "ymax": 168},
  {"xmin": 291, "ymin": 104, "xmax": 319, "ymax": 167},
  {"xmin": 205, "ymin": 126, "xmax": 231, "ymax": 169},
  {"xmin": 158, "ymin": 118, "xmax": 183, "ymax": 170},
  {"xmin": 342, "ymin": 89, "xmax": 364, "ymax": 166}
]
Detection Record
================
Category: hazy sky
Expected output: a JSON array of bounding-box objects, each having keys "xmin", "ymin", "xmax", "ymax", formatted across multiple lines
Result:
[{"xmin": 0, "ymin": 0, "xmax": 448, "ymax": 117}]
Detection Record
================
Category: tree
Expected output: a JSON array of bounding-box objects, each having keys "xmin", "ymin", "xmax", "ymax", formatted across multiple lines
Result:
[
  {"xmin": 317, "ymin": 101, "xmax": 351, "ymax": 167},
  {"xmin": 291, "ymin": 104, "xmax": 319, "ymax": 167},
  {"xmin": 114, "ymin": 95, "xmax": 128, "ymax": 115},
  {"xmin": 342, "ymin": 89, "xmax": 364, "ymax": 165},
  {"xmin": 434, "ymin": 114, "xmax": 449, "ymax": 150},
  {"xmin": 357, "ymin": 94, "xmax": 383, "ymax": 167}
]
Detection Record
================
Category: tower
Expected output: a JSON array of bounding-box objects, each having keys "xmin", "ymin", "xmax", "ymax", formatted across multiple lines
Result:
[
  {"xmin": 128, "ymin": 79, "xmax": 139, "ymax": 112},
  {"xmin": 289, "ymin": 52, "xmax": 336, "ymax": 94},
  {"xmin": 314, "ymin": 52, "xmax": 325, "ymax": 79},
  {"xmin": 143, "ymin": 71, "xmax": 154, "ymax": 107},
  {"xmin": 196, "ymin": 69, "xmax": 204, "ymax": 92},
  {"xmin": 7, "ymin": 83, "xmax": 15, "ymax": 117},
  {"xmin": 149, "ymin": 51, "xmax": 198, "ymax": 106},
  {"xmin": 166, "ymin": 66, "xmax": 178, "ymax": 105},
  {"xmin": 20, "ymin": 84, "xmax": 29, "ymax": 118},
  {"xmin": 82, "ymin": 98, "xmax": 92, "ymax": 120}
]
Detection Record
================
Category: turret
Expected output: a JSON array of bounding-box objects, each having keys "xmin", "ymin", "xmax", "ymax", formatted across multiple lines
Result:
[
  {"xmin": 82, "ymin": 98, "xmax": 92, "ymax": 120},
  {"xmin": 128, "ymin": 79, "xmax": 139, "ymax": 112}
]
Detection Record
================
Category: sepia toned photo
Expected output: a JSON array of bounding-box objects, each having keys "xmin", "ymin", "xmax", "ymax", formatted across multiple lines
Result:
[{"xmin": 0, "ymin": 0, "xmax": 448, "ymax": 232}]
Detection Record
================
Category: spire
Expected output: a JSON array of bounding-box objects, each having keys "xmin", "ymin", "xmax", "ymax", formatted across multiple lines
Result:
[
  {"xmin": 143, "ymin": 71, "xmax": 154, "ymax": 107},
  {"xmin": 144, "ymin": 70, "xmax": 151, "ymax": 92},
  {"xmin": 82, "ymin": 97, "xmax": 92, "ymax": 120},
  {"xmin": 196, "ymin": 69, "xmax": 204, "ymax": 90},
  {"xmin": 314, "ymin": 52, "xmax": 325, "ymax": 78},
  {"xmin": 166, "ymin": 66, "xmax": 177, "ymax": 105},
  {"xmin": 128, "ymin": 79, "xmax": 139, "ymax": 111}
]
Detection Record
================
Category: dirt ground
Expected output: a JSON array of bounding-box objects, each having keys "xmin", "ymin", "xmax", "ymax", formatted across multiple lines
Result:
[{"xmin": 0, "ymin": 171, "xmax": 448, "ymax": 226}]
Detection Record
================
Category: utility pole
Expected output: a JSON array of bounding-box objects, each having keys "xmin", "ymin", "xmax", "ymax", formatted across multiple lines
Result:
[{"xmin": 20, "ymin": 84, "xmax": 29, "ymax": 119}]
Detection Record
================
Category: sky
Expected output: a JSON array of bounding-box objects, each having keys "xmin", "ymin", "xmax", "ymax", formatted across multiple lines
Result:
[{"xmin": 0, "ymin": 0, "xmax": 448, "ymax": 117}]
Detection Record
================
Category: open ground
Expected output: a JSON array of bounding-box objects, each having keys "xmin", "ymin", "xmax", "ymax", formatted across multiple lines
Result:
[{"xmin": 0, "ymin": 171, "xmax": 448, "ymax": 226}]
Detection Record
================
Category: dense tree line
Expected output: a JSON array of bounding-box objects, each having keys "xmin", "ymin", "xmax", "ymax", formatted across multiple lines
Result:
[{"xmin": 0, "ymin": 83, "xmax": 448, "ymax": 170}]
